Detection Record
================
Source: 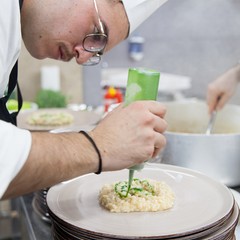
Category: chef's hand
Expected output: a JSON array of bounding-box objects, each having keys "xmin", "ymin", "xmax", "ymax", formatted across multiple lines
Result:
[
  {"xmin": 90, "ymin": 101, "xmax": 167, "ymax": 171},
  {"xmin": 207, "ymin": 64, "xmax": 240, "ymax": 113},
  {"xmin": 2, "ymin": 101, "xmax": 167, "ymax": 199}
]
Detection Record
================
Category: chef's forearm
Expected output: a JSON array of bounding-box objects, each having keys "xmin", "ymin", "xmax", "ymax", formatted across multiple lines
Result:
[{"xmin": 3, "ymin": 132, "xmax": 98, "ymax": 199}]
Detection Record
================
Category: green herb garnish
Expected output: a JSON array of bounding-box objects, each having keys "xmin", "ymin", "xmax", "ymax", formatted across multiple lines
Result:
[{"xmin": 114, "ymin": 178, "xmax": 155, "ymax": 199}]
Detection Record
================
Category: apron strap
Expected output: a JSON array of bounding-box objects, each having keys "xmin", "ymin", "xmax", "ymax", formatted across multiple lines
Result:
[
  {"xmin": 19, "ymin": 0, "xmax": 23, "ymax": 9},
  {"xmin": 0, "ymin": 0, "xmax": 23, "ymax": 126},
  {"xmin": 0, "ymin": 61, "xmax": 22, "ymax": 126}
]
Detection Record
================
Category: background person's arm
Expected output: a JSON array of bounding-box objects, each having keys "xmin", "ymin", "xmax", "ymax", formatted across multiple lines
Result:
[{"xmin": 207, "ymin": 64, "xmax": 240, "ymax": 113}]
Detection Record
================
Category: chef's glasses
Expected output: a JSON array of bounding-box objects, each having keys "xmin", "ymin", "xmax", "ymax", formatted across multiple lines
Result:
[{"xmin": 82, "ymin": 0, "xmax": 108, "ymax": 66}]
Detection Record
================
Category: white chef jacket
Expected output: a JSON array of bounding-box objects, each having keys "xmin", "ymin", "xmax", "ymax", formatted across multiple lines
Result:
[{"xmin": 0, "ymin": 0, "xmax": 32, "ymax": 198}]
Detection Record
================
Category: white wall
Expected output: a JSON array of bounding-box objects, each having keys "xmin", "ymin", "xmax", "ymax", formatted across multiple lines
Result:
[{"xmin": 18, "ymin": 42, "xmax": 83, "ymax": 104}]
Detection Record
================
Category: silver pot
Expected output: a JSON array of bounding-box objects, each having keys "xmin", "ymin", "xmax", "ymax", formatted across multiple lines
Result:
[{"xmin": 160, "ymin": 99, "xmax": 240, "ymax": 187}]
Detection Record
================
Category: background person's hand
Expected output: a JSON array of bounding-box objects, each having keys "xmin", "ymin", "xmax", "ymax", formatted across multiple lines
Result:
[
  {"xmin": 90, "ymin": 101, "xmax": 167, "ymax": 171},
  {"xmin": 207, "ymin": 64, "xmax": 240, "ymax": 113}
]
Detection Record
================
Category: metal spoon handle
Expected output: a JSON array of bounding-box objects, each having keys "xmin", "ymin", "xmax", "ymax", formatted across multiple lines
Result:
[{"xmin": 205, "ymin": 110, "xmax": 217, "ymax": 135}]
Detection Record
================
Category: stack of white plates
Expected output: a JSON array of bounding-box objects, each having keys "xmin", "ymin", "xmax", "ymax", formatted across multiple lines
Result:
[
  {"xmin": 46, "ymin": 164, "xmax": 239, "ymax": 240},
  {"xmin": 32, "ymin": 188, "xmax": 51, "ymax": 222}
]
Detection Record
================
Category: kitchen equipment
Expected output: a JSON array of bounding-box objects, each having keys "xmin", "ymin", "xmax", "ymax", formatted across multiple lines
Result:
[
  {"xmin": 101, "ymin": 68, "xmax": 192, "ymax": 102},
  {"xmin": 160, "ymin": 99, "xmax": 240, "ymax": 187},
  {"xmin": 124, "ymin": 68, "xmax": 160, "ymax": 195}
]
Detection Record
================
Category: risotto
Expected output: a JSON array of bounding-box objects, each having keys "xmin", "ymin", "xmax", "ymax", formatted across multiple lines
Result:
[
  {"xmin": 27, "ymin": 111, "xmax": 74, "ymax": 126},
  {"xmin": 99, "ymin": 178, "xmax": 175, "ymax": 213}
]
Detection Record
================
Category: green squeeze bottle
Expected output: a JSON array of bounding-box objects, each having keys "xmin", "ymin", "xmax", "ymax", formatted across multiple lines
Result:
[{"xmin": 124, "ymin": 68, "xmax": 160, "ymax": 196}]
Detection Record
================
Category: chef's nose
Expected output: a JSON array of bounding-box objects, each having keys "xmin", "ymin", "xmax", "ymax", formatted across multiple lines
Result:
[{"xmin": 74, "ymin": 45, "xmax": 93, "ymax": 65}]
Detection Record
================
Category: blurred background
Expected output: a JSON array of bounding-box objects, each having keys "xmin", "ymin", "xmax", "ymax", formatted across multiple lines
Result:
[{"xmin": 18, "ymin": 0, "xmax": 240, "ymax": 109}]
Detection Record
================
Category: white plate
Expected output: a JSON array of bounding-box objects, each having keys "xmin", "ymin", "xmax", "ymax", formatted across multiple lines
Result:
[
  {"xmin": 47, "ymin": 164, "xmax": 234, "ymax": 238},
  {"xmin": 231, "ymin": 189, "xmax": 240, "ymax": 240},
  {"xmin": 17, "ymin": 108, "xmax": 100, "ymax": 131},
  {"xmin": 203, "ymin": 201, "xmax": 239, "ymax": 240},
  {"xmin": 231, "ymin": 189, "xmax": 240, "ymax": 208}
]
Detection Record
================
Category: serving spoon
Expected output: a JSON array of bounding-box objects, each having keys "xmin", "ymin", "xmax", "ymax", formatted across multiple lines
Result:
[
  {"xmin": 205, "ymin": 97, "xmax": 221, "ymax": 135},
  {"xmin": 205, "ymin": 110, "xmax": 217, "ymax": 135}
]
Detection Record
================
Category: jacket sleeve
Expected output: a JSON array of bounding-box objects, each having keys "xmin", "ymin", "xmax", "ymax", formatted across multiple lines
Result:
[{"xmin": 0, "ymin": 120, "xmax": 31, "ymax": 198}]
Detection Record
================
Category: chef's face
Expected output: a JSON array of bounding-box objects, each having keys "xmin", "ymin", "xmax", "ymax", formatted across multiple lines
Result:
[{"xmin": 21, "ymin": 0, "xmax": 129, "ymax": 65}]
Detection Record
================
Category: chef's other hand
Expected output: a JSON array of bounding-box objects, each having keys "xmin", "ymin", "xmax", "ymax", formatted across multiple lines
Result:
[
  {"xmin": 90, "ymin": 101, "xmax": 167, "ymax": 171},
  {"xmin": 207, "ymin": 64, "xmax": 240, "ymax": 113}
]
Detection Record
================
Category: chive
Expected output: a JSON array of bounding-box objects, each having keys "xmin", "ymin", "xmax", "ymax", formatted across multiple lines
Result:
[{"xmin": 114, "ymin": 178, "xmax": 155, "ymax": 198}]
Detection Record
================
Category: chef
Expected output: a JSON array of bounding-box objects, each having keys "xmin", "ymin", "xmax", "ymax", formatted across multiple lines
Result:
[{"xmin": 0, "ymin": 0, "xmax": 168, "ymax": 200}]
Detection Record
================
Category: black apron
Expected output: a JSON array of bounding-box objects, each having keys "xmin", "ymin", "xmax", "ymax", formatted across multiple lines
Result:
[{"xmin": 0, "ymin": 0, "xmax": 23, "ymax": 126}]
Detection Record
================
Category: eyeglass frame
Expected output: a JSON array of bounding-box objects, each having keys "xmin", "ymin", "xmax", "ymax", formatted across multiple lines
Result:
[{"xmin": 82, "ymin": 0, "xmax": 108, "ymax": 66}]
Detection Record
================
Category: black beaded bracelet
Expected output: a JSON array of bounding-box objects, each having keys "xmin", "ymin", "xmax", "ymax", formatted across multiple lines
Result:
[{"xmin": 79, "ymin": 130, "xmax": 102, "ymax": 174}]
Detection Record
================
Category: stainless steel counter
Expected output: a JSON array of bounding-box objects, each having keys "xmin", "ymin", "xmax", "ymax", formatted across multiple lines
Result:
[{"xmin": 17, "ymin": 193, "xmax": 52, "ymax": 240}]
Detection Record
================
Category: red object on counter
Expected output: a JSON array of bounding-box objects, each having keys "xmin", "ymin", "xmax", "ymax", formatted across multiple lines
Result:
[{"xmin": 104, "ymin": 87, "xmax": 123, "ymax": 112}]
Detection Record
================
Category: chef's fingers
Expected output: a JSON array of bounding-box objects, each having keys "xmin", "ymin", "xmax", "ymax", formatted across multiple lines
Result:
[
  {"xmin": 114, "ymin": 100, "xmax": 167, "ymax": 118},
  {"xmin": 152, "ymin": 148, "xmax": 161, "ymax": 159},
  {"xmin": 153, "ymin": 117, "xmax": 168, "ymax": 133},
  {"xmin": 207, "ymin": 93, "xmax": 225, "ymax": 114},
  {"xmin": 146, "ymin": 101, "xmax": 167, "ymax": 118},
  {"xmin": 207, "ymin": 86, "xmax": 222, "ymax": 113},
  {"xmin": 215, "ymin": 94, "xmax": 228, "ymax": 111},
  {"xmin": 153, "ymin": 132, "xmax": 166, "ymax": 154},
  {"xmin": 128, "ymin": 101, "xmax": 166, "ymax": 117},
  {"xmin": 151, "ymin": 136, "xmax": 165, "ymax": 158}
]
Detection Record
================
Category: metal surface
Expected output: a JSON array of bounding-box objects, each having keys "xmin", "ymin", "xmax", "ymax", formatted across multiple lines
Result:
[
  {"xmin": 0, "ymin": 199, "xmax": 21, "ymax": 239},
  {"xmin": 161, "ymin": 100, "xmax": 240, "ymax": 187},
  {"xmin": 18, "ymin": 194, "xmax": 52, "ymax": 240},
  {"xmin": 205, "ymin": 110, "xmax": 217, "ymax": 135}
]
